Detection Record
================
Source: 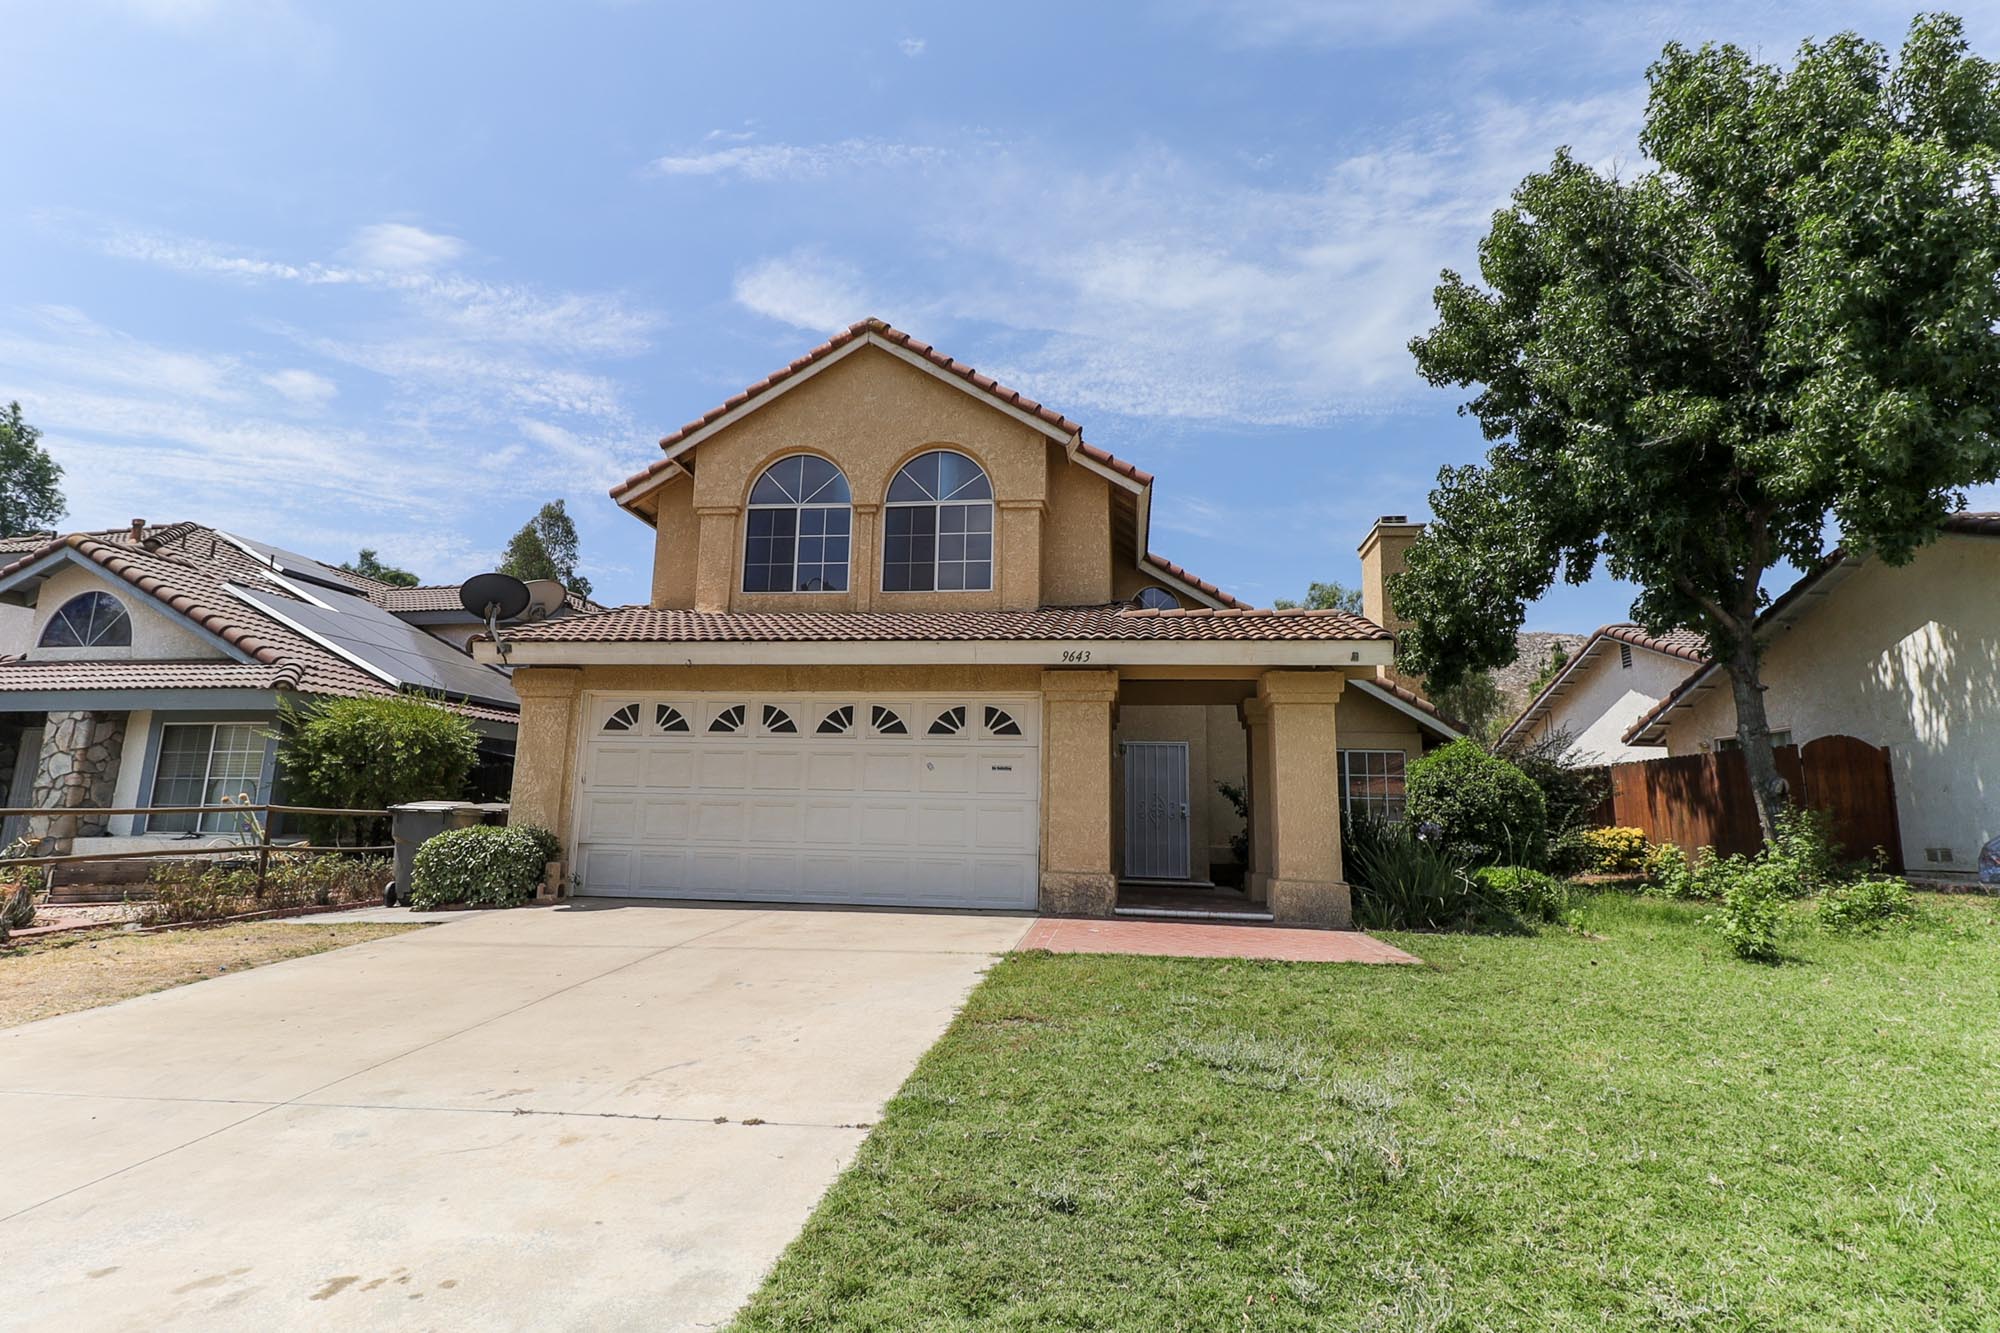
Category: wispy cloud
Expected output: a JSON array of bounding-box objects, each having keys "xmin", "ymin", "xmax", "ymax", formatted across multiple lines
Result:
[
  {"xmin": 260, "ymin": 367, "xmax": 337, "ymax": 408},
  {"xmin": 727, "ymin": 92, "xmax": 1642, "ymax": 426},
  {"xmin": 649, "ymin": 138, "xmax": 944, "ymax": 182},
  {"xmin": 898, "ymin": 36, "xmax": 927, "ymax": 57},
  {"xmin": 341, "ymin": 222, "xmax": 465, "ymax": 272}
]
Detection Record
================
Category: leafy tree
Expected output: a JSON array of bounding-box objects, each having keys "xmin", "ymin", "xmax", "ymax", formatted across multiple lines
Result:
[
  {"xmin": 274, "ymin": 695, "xmax": 479, "ymax": 843},
  {"xmin": 1271, "ymin": 580, "xmax": 1363, "ymax": 613},
  {"xmin": 1529, "ymin": 642, "xmax": 1570, "ymax": 696},
  {"xmin": 1430, "ymin": 670, "xmax": 1506, "ymax": 745},
  {"xmin": 341, "ymin": 548, "xmax": 420, "ymax": 587},
  {"xmin": 0, "ymin": 401, "xmax": 63, "ymax": 538},
  {"xmin": 499, "ymin": 499, "xmax": 592, "ymax": 598},
  {"xmin": 1396, "ymin": 15, "xmax": 2000, "ymax": 838}
]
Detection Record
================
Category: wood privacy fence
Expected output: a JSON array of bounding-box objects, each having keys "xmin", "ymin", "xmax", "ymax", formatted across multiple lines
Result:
[{"xmin": 1600, "ymin": 734, "xmax": 1902, "ymax": 870}]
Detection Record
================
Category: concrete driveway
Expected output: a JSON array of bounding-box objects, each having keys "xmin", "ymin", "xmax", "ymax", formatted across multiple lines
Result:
[{"xmin": 0, "ymin": 902, "xmax": 1031, "ymax": 1331}]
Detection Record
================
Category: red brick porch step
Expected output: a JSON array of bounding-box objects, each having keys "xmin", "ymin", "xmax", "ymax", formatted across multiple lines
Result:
[{"xmin": 1019, "ymin": 916, "xmax": 1421, "ymax": 964}]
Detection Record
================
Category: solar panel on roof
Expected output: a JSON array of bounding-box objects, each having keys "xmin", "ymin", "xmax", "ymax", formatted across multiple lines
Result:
[
  {"xmin": 236, "ymin": 588, "xmax": 519, "ymax": 710},
  {"xmin": 222, "ymin": 532, "xmax": 374, "ymax": 595}
]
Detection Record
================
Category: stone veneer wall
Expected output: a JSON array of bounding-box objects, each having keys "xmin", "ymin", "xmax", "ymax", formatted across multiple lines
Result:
[{"xmin": 27, "ymin": 710, "xmax": 128, "ymax": 852}]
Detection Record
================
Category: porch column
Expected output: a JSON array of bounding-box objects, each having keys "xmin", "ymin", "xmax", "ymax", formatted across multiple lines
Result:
[
  {"xmin": 1257, "ymin": 671, "xmax": 1351, "ymax": 928},
  {"xmin": 1039, "ymin": 668, "xmax": 1119, "ymax": 915},
  {"xmin": 1240, "ymin": 697, "xmax": 1273, "ymax": 905},
  {"xmin": 509, "ymin": 668, "xmax": 582, "ymax": 847},
  {"xmin": 25, "ymin": 710, "xmax": 128, "ymax": 855}
]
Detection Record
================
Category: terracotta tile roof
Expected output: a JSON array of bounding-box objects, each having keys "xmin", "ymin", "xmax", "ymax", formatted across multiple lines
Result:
[
  {"xmin": 611, "ymin": 317, "xmax": 1154, "ymax": 502},
  {"xmin": 369, "ymin": 584, "xmax": 603, "ymax": 615},
  {"xmin": 1354, "ymin": 675, "xmax": 1467, "ymax": 734},
  {"xmin": 1142, "ymin": 553, "xmax": 1247, "ymax": 610},
  {"xmin": 500, "ymin": 603, "xmax": 1389, "ymax": 645},
  {"xmin": 1620, "ymin": 511, "xmax": 2000, "ymax": 745},
  {"xmin": 0, "ymin": 523, "xmax": 516, "ymax": 720},
  {"xmin": 1599, "ymin": 623, "xmax": 1710, "ymax": 662}
]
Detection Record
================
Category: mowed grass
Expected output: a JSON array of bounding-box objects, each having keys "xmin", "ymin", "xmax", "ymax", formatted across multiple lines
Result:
[{"xmin": 735, "ymin": 893, "xmax": 2000, "ymax": 1330}]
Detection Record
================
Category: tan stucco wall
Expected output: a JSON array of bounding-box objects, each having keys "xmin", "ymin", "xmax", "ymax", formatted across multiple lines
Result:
[
  {"xmin": 650, "ymin": 481, "xmax": 698, "ymax": 609},
  {"xmin": 1659, "ymin": 535, "xmax": 2000, "ymax": 878},
  {"xmin": 1520, "ymin": 646, "xmax": 1684, "ymax": 765},
  {"xmin": 25, "ymin": 564, "xmax": 228, "ymax": 662},
  {"xmin": 1332, "ymin": 687, "xmax": 1426, "ymax": 767},
  {"xmin": 1041, "ymin": 448, "xmax": 1112, "ymax": 605}
]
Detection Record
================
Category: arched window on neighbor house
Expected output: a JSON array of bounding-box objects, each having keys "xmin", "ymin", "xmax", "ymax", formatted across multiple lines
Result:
[
  {"xmin": 882, "ymin": 450, "xmax": 993, "ymax": 592},
  {"xmin": 39, "ymin": 592, "xmax": 132, "ymax": 649}
]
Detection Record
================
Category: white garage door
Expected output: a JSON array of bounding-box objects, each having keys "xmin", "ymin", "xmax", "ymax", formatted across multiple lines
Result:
[{"xmin": 574, "ymin": 693, "xmax": 1041, "ymax": 909}]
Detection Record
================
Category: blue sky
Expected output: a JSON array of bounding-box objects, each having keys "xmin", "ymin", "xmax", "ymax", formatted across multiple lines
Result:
[{"xmin": 4, "ymin": 1, "xmax": 1996, "ymax": 627}]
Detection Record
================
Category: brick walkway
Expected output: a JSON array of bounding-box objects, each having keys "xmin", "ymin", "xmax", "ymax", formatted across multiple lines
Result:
[{"xmin": 1018, "ymin": 917, "xmax": 1421, "ymax": 964}]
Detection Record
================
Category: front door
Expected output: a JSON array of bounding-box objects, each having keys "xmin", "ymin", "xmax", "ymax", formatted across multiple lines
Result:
[{"xmin": 1123, "ymin": 741, "xmax": 1190, "ymax": 880}]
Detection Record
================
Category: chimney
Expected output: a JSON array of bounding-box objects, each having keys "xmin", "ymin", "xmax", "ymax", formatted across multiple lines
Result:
[
  {"xmin": 129, "ymin": 518, "xmax": 146, "ymax": 542},
  {"xmin": 1357, "ymin": 514, "xmax": 1425, "ymax": 681}
]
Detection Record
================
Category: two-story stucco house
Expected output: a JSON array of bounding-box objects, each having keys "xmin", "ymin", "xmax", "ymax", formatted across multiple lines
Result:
[{"xmin": 483, "ymin": 320, "xmax": 1458, "ymax": 927}]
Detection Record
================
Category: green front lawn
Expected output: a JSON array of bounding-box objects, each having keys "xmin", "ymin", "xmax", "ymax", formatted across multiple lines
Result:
[{"xmin": 736, "ymin": 893, "xmax": 2000, "ymax": 1330}]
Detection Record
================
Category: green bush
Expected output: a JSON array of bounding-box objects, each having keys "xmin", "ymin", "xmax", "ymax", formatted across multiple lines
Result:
[
  {"xmin": 1764, "ymin": 806, "xmax": 1844, "ymax": 897},
  {"xmin": 1643, "ymin": 841, "xmax": 1700, "ymax": 897},
  {"xmin": 1498, "ymin": 729, "xmax": 1609, "ymax": 871},
  {"xmin": 408, "ymin": 824, "xmax": 560, "ymax": 909},
  {"xmin": 1703, "ymin": 859, "xmax": 1790, "ymax": 962},
  {"xmin": 1405, "ymin": 740, "xmax": 1547, "ymax": 865},
  {"xmin": 1347, "ymin": 818, "xmax": 1478, "ymax": 931},
  {"xmin": 275, "ymin": 695, "xmax": 480, "ymax": 841},
  {"xmin": 1578, "ymin": 826, "xmax": 1649, "ymax": 875},
  {"xmin": 1471, "ymin": 865, "xmax": 1571, "ymax": 924},
  {"xmin": 1818, "ymin": 877, "xmax": 1916, "ymax": 932}
]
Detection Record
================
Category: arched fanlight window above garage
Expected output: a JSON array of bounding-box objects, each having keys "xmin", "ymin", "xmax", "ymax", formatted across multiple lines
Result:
[
  {"xmin": 882, "ymin": 450, "xmax": 993, "ymax": 592},
  {"xmin": 743, "ymin": 455, "xmax": 852, "ymax": 593}
]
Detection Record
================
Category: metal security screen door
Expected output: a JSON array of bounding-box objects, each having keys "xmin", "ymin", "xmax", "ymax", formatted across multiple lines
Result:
[{"xmin": 1123, "ymin": 741, "xmax": 1191, "ymax": 880}]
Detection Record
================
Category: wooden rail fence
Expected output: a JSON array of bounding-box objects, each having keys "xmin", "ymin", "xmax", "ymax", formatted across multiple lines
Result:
[{"xmin": 1600, "ymin": 734, "xmax": 1902, "ymax": 871}]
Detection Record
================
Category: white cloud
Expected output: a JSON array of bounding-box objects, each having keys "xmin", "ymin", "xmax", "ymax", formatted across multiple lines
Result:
[
  {"xmin": 727, "ymin": 92, "xmax": 1642, "ymax": 425},
  {"xmin": 899, "ymin": 36, "xmax": 926, "ymax": 57},
  {"xmin": 731, "ymin": 252, "xmax": 877, "ymax": 333},
  {"xmin": 342, "ymin": 222, "xmax": 466, "ymax": 272},
  {"xmin": 260, "ymin": 367, "xmax": 337, "ymax": 408},
  {"xmin": 650, "ymin": 138, "xmax": 943, "ymax": 182}
]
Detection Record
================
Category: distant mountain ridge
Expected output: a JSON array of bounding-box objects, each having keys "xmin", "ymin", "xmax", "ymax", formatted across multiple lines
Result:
[{"xmin": 1492, "ymin": 630, "xmax": 1591, "ymax": 718}]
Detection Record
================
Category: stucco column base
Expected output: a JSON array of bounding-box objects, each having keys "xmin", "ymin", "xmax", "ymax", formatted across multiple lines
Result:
[
  {"xmin": 1245, "ymin": 871, "xmax": 1270, "ymax": 905},
  {"xmin": 1039, "ymin": 871, "xmax": 1116, "ymax": 917},
  {"xmin": 1267, "ymin": 878, "xmax": 1353, "ymax": 929}
]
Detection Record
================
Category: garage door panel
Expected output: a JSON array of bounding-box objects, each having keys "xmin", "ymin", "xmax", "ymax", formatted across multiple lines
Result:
[
  {"xmin": 919, "ymin": 752, "xmax": 973, "ymax": 794},
  {"xmin": 803, "ymin": 800, "xmax": 856, "ymax": 846},
  {"xmin": 577, "ymin": 693, "xmax": 1039, "ymax": 908},
  {"xmin": 583, "ymin": 796, "xmax": 638, "ymax": 841},
  {"xmin": 642, "ymin": 748, "xmax": 696, "ymax": 789},
  {"xmin": 698, "ymin": 750, "xmax": 750, "ymax": 789},
  {"xmin": 694, "ymin": 800, "xmax": 746, "ymax": 842},
  {"xmin": 861, "ymin": 752, "xmax": 915, "ymax": 793},
  {"xmin": 592, "ymin": 747, "xmax": 645, "ymax": 789},
  {"xmin": 805, "ymin": 752, "xmax": 858, "ymax": 791}
]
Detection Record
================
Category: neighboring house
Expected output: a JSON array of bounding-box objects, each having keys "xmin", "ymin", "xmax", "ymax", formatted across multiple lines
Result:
[
  {"xmin": 0, "ymin": 522, "xmax": 521, "ymax": 857},
  {"xmin": 372, "ymin": 583, "xmax": 602, "ymax": 650},
  {"xmin": 1625, "ymin": 513, "xmax": 2000, "ymax": 883},
  {"xmin": 1500, "ymin": 625, "xmax": 1708, "ymax": 764},
  {"xmin": 482, "ymin": 318, "xmax": 1458, "ymax": 927}
]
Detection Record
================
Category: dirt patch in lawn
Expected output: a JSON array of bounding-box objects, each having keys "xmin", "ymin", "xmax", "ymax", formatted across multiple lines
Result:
[{"xmin": 0, "ymin": 922, "xmax": 424, "ymax": 1029}]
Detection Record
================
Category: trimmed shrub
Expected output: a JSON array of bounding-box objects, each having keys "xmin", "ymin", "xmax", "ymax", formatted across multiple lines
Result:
[
  {"xmin": 1405, "ymin": 740, "xmax": 1547, "ymax": 865},
  {"xmin": 1471, "ymin": 865, "xmax": 1571, "ymax": 924},
  {"xmin": 408, "ymin": 824, "xmax": 560, "ymax": 909},
  {"xmin": 1579, "ymin": 827, "xmax": 1648, "ymax": 875},
  {"xmin": 1818, "ymin": 877, "xmax": 1916, "ymax": 932},
  {"xmin": 275, "ymin": 695, "xmax": 480, "ymax": 841}
]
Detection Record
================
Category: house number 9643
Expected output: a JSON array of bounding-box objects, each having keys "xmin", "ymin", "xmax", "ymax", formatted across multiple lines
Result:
[{"xmin": 1060, "ymin": 649, "xmax": 1092, "ymax": 663}]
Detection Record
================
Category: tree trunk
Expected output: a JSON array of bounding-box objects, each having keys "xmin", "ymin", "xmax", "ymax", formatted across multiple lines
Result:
[{"xmin": 1723, "ymin": 645, "xmax": 1789, "ymax": 840}]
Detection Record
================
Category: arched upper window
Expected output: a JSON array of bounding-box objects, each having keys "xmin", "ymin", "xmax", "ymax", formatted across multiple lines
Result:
[
  {"xmin": 39, "ymin": 592, "xmax": 132, "ymax": 649},
  {"xmin": 743, "ymin": 455, "xmax": 852, "ymax": 593},
  {"xmin": 1133, "ymin": 586, "xmax": 1179, "ymax": 611},
  {"xmin": 883, "ymin": 450, "xmax": 993, "ymax": 592}
]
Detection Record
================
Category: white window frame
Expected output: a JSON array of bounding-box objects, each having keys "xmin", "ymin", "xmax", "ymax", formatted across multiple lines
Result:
[
  {"xmin": 881, "ymin": 450, "xmax": 995, "ymax": 593},
  {"xmin": 1337, "ymin": 748, "xmax": 1408, "ymax": 824}
]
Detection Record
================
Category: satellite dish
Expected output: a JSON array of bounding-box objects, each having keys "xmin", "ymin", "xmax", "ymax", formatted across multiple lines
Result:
[
  {"xmin": 522, "ymin": 579, "xmax": 568, "ymax": 621},
  {"xmin": 459, "ymin": 572, "xmax": 531, "ymax": 622}
]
